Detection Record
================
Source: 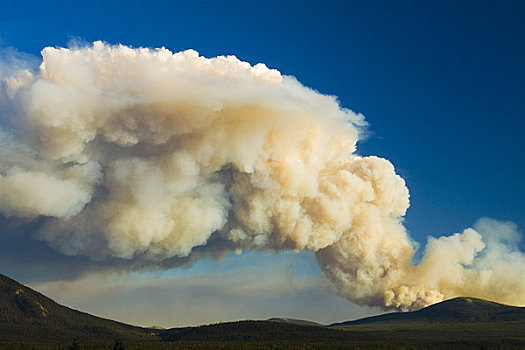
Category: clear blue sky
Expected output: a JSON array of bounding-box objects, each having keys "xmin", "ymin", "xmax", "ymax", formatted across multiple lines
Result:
[{"xmin": 0, "ymin": 0, "xmax": 524, "ymax": 326}]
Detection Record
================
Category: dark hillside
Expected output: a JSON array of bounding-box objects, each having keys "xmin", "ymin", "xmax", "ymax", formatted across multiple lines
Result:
[
  {"xmin": 331, "ymin": 297, "xmax": 525, "ymax": 327},
  {"xmin": 158, "ymin": 320, "xmax": 351, "ymax": 342},
  {"xmin": 0, "ymin": 274, "xmax": 156, "ymax": 344}
]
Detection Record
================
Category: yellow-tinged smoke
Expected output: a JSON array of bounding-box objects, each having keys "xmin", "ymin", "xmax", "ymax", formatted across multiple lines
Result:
[{"xmin": 0, "ymin": 42, "xmax": 523, "ymax": 310}]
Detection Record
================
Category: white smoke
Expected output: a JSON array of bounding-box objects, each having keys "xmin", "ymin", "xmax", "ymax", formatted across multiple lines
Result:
[{"xmin": 0, "ymin": 42, "xmax": 523, "ymax": 310}]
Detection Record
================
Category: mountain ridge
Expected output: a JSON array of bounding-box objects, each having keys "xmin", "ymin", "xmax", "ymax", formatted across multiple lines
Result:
[
  {"xmin": 1, "ymin": 273, "xmax": 524, "ymax": 347},
  {"xmin": 0, "ymin": 274, "xmax": 155, "ymax": 344},
  {"xmin": 330, "ymin": 296, "xmax": 525, "ymax": 327},
  {"xmin": 267, "ymin": 317, "xmax": 322, "ymax": 326}
]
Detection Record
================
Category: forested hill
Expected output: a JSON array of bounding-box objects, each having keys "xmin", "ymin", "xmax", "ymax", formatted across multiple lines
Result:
[
  {"xmin": 331, "ymin": 297, "xmax": 525, "ymax": 327},
  {"xmin": 0, "ymin": 274, "xmax": 155, "ymax": 344},
  {"xmin": 158, "ymin": 320, "xmax": 349, "ymax": 342}
]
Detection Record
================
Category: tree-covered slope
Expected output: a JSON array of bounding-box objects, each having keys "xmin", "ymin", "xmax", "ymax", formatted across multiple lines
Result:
[
  {"xmin": 0, "ymin": 274, "xmax": 156, "ymax": 344},
  {"xmin": 331, "ymin": 297, "xmax": 525, "ymax": 327},
  {"xmin": 158, "ymin": 320, "xmax": 350, "ymax": 342}
]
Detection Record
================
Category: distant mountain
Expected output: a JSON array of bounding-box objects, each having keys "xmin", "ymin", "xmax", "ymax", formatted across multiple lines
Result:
[
  {"xmin": 158, "ymin": 320, "xmax": 348, "ymax": 342},
  {"xmin": 267, "ymin": 317, "xmax": 323, "ymax": 327},
  {"xmin": 330, "ymin": 297, "xmax": 525, "ymax": 327},
  {"xmin": 0, "ymin": 274, "xmax": 155, "ymax": 344}
]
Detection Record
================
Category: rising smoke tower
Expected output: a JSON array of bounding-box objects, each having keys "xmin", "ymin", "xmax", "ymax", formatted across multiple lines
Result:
[{"xmin": 0, "ymin": 42, "xmax": 524, "ymax": 310}]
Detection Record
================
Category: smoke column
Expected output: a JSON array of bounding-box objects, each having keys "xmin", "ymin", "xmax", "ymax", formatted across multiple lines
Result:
[{"xmin": 0, "ymin": 42, "xmax": 523, "ymax": 310}]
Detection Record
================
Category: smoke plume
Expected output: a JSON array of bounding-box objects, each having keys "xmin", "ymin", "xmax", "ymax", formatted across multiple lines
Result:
[{"xmin": 0, "ymin": 42, "xmax": 523, "ymax": 310}]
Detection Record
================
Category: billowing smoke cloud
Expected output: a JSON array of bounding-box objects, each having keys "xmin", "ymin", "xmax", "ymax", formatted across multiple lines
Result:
[{"xmin": 0, "ymin": 42, "xmax": 523, "ymax": 311}]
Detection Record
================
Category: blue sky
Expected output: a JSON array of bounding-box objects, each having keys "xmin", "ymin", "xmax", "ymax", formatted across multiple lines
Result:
[{"xmin": 0, "ymin": 0, "xmax": 524, "ymax": 326}]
